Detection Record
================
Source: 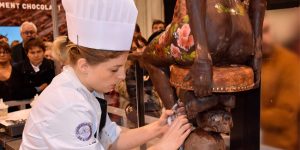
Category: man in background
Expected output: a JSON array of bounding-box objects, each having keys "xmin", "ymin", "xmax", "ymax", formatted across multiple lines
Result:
[
  {"xmin": 151, "ymin": 19, "xmax": 165, "ymax": 33},
  {"xmin": 11, "ymin": 21, "xmax": 37, "ymax": 64}
]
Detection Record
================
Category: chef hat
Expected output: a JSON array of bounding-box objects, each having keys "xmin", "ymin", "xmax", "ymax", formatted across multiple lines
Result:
[{"xmin": 62, "ymin": 0, "xmax": 138, "ymax": 51}]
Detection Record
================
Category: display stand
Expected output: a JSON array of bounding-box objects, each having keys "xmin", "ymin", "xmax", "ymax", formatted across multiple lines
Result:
[{"xmin": 230, "ymin": 87, "xmax": 261, "ymax": 150}]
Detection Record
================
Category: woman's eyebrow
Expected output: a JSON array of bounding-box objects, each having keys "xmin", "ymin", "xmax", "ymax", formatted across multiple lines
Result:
[{"xmin": 111, "ymin": 64, "xmax": 122, "ymax": 68}]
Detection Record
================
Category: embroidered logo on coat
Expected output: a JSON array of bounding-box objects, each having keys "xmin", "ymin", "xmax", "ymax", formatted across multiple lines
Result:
[{"xmin": 76, "ymin": 122, "xmax": 92, "ymax": 141}]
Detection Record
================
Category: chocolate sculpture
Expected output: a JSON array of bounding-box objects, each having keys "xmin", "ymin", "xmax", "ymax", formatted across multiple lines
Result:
[{"xmin": 140, "ymin": 0, "xmax": 266, "ymax": 149}]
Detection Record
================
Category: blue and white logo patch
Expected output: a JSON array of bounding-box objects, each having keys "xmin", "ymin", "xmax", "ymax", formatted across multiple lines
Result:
[{"xmin": 76, "ymin": 122, "xmax": 92, "ymax": 141}]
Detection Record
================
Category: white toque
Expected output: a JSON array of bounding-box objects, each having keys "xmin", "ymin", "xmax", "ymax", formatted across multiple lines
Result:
[{"xmin": 62, "ymin": 0, "xmax": 138, "ymax": 51}]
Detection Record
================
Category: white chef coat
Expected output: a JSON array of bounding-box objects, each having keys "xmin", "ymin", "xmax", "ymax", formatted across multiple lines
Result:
[{"xmin": 20, "ymin": 66, "xmax": 121, "ymax": 150}]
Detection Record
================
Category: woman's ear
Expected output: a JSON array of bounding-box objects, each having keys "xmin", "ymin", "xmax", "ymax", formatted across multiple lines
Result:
[{"xmin": 76, "ymin": 58, "xmax": 89, "ymax": 75}]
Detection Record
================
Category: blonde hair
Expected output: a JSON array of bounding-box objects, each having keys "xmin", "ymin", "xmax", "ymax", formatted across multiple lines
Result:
[
  {"xmin": 67, "ymin": 44, "xmax": 126, "ymax": 66},
  {"xmin": 52, "ymin": 36, "xmax": 69, "ymax": 64},
  {"xmin": 44, "ymin": 42, "xmax": 53, "ymax": 51},
  {"xmin": 52, "ymin": 36, "xmax": 127, "ymax": 66}
]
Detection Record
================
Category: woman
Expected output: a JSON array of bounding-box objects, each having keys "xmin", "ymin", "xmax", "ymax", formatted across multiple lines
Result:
[
  {"xmin": 0, "ymin": 41, "xmax": 14, "ymax": 101},
  {"xmin": 21, "ymin": 0, "xmax": 191, "ymax": 149},
  {"xmin": 21, "ymin": 39, "xmax": 191, "ymax": 150},
  {"xmin": 0, "ymin": 41, "xmax": 30, "ymax": 112},
  {"xmin": 14, "ymin": 37, "xmax": 55, "ymax": 99},
  {"xmin": 0, "ymin": 41, "xmax": 26, "ymax": 101}
]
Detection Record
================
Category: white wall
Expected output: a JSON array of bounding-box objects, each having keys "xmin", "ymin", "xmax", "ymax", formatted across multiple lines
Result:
[
  {"xmin": 265, "ymin": 7, "xmax": 300, "ymax": 44},
  {"xmin": 134, "ymin": 0, "xmax": 164, "ymax": 39}
]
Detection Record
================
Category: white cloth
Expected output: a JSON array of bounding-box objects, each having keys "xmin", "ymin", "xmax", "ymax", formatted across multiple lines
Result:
[
  {"xmin": 31, "ymin": 63, "xmax": 41, "ymax": 72},
  {"xmin": 20, "ymin": 66, "xmax": 121, "ymax": 150}
]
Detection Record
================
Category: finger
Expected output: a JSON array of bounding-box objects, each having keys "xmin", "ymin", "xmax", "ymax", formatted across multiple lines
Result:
[
  {"xmin": 169, "ymin": 117, "xmax": 184, "ymax": 130},
  {"xmin": 179, "ymin": 123, "xmax": 192, "ymax": 132},
  {"xmin": 175, "ymin": 124, "xmax": 192, "ymax": 145},
  {"xmin": 178, "ymin": 122, "xmax": 192, "ymax": 133},
  {"xmin": 176, "ymin": 107, "xmax": 186, "ymax": 116},
  {"xmin": 171, "ymin": 116, "xmax": 189, "ymax": 130},
  {"xmin": 179, "ymin": 127, "xmax": 192, "ymax": 142},
  {"xmin": 161, "ymin": 109, "xmax": 174, "ymax": 119},
  {"xmin": 175, "ymin": 115, "xmax": 188, "ymax": 121},
  {"xmin": 178, "ymin": 101, "xmax": 184, "ymax": 107}
]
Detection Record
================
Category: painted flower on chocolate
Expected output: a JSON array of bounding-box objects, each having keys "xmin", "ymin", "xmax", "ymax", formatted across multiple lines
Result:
[
  {"xmin": 171, "ymin": 43, "xmax": 181, "ymax": 58},
  {"xmin": 176, "ymin": 24, "xmax": 194, "ymax": 51},
  {"xmin": 158, "ymin": 32, "xmax": 167, "ymax": 45}
]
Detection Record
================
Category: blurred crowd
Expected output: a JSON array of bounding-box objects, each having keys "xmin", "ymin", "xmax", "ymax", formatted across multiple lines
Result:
[
  {"xmin": 0, "ymin": 22, "xmax": 55, "ymax": 113},
  {"xmin": 260, "ymin": 16, "xmax": 300, "ymax": 149}
]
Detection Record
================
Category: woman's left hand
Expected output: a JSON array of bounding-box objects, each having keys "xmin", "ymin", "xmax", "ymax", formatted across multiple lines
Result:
[
  {"xmin": 151, "ymin": 102, "xmax": 191, "ymax": 150},
  {"xmin": 157, "ymin": 102, "xmax": 186, "ymax": 135}
]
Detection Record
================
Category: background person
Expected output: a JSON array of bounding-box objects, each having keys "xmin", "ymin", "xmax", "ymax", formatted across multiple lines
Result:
[
  {"xmin": 0, "ymin": 34, "xmax": 8, "ymax": 43},
  {"xmin": 134, "ymin": 24, "xmax": 142, "ymax": 38},
  {"xmin": 0, "ymin": 41, "xmax": 14, "ymax": 101},
  {"xmin": 14, "ymin": 37, "xmax": 55, "ymax": 100},
  {"xmin": 11, "ymin": 21, "xmax": 37, "ymax": 64},
  {"xmin": 44, "ymin": 41, "xmax": 53, "ymax": 60},
  {"xmin": 10, "ymin": 40, "xmax": 20, "ymax": 48},
  {"xmin": 261, "ymin": 19, "xmax": 300, "ymax": 150},
  {"xmin": 0, "ymin": 41, "xmax": 32, "ymax": 112},
  {"xmin": 151, "ymin": 19, "xmax": 165, "ymax": 33}
]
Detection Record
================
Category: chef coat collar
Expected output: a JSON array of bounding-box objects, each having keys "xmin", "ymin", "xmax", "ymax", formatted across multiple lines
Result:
[{"xmin": 63, "ymin": 65, "xmax": 105, "ymax": 99}]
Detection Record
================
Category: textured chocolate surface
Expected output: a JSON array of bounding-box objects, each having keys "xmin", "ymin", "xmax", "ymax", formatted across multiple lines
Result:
[{"xmin": 170, "ymin": 65, "xmax": 254, "ymax": 92}]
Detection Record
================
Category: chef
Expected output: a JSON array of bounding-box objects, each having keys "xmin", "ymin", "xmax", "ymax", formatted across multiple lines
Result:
[{"xmin": 20, "ymin": 0, "xmax": 191, "ymax": 149}]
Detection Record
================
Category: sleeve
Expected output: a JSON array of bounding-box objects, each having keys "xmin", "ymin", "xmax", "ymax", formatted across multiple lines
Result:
[
  {"xmin": 99, "ymin": 114, "xmax": 121, "ymax": 149},
  {"xmin": 39, "ymin": 103, "xmax": 106, "ymax": 150}
]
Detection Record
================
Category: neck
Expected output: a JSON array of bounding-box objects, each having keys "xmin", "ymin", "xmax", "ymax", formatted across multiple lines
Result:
[
  {"xmin": 73, "ymin": 66, "xmax": 93, "ymax": 92},
  {"xmin": 31, "ymin": 62, "xmax": 43, "ymax": 68},
  {"xmin": 0, "ymin": 62, "xmax": 10, "ymax": 68}
]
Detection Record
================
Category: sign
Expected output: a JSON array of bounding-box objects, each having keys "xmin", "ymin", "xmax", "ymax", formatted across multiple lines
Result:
[{"xmin": 0, "ymin": 0, "xmax": 66, "ymax": 42}]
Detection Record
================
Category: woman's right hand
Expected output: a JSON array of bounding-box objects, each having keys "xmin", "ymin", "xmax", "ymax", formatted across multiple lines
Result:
[{"xmin": 154, "ymin": 115, "xmax": 192, "ymax": 150}]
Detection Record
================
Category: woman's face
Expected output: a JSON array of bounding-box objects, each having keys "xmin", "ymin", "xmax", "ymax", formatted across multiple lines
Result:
[
  {"xmin": 44, "ymin": 49, "xmax": 53, "ymax": 60},
  {"xmin": 0, "ymin": 48, "xmax": 11, "ymax": 63},
  {"xmin": 85, "ymin": 52, "xmax": 128, "ymax": 93},
  {"xmin": 27, "ymin": 46, "xmax": 44, "ymax": 66},
  {"xmin": 131, "ymin": 40, "xmax": 145, "ymax": 53}
]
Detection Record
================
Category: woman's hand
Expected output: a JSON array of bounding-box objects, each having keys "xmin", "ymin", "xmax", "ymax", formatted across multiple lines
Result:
[
  {"xmin": 156, "ymin": 102, "xmax": 186, "ymax": 132},
  {"xmin": 151, "ymin": 102, "xmax": 192, "ymax": 150},
  {"xmin": 152, "ymin": 115, "xmax": 191, "ymax": 150}
]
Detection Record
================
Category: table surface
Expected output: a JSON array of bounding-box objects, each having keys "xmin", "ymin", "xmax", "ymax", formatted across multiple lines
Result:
[{"xmin": 5, "ymin": 139, "xmax": 21, "ymax": 150}]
